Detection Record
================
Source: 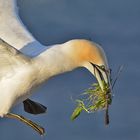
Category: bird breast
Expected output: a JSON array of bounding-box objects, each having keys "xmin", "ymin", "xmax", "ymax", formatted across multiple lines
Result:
[{"xmin": 0, "ymin": 64, "xmax": 38, "ymax": 114}]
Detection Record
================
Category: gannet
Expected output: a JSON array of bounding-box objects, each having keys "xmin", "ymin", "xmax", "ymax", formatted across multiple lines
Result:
[{"xmin": 0, "ymin": 0, "xmax": 111, "ymax": 135}]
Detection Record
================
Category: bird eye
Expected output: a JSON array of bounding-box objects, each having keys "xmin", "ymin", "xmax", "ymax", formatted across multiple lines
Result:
[
  {"xmin": 100, "ymin": 65, "xmax": 111, "ymax": 75},
  {"xmin": 99, "ymin": 65, "xmax": 110, "ymax": 74},
  {"xmin": 100, "ymin": 65, "xmax": 105, "ymax": 71}
]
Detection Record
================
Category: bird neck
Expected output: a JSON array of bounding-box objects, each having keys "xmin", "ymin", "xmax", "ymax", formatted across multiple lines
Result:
[{"xmin": 32, "ymin": 44, "xmax": 78, "ymax": 84}]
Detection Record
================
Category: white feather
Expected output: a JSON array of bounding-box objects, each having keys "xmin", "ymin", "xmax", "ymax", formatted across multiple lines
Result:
[
  {"xmin": 0, "ymin": 0, "xmax": 110, "ymax": 117},
  {"xmin": 0, "ymin": 39, "xmax": 77, "ymax": 116},
  {"xmin": 0, "ymin": 0, "xmax": 48, "ymax": 57}
]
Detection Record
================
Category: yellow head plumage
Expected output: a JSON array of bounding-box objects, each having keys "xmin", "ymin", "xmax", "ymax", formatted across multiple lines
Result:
[{"xmin": 63, "ymin": 39, "xmax": 110, "ymax": 91}]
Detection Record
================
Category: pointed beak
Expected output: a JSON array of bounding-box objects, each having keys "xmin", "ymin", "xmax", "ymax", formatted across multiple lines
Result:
[{"xmin": 91, "ymin": 63, "xmax": 111, "ymax": 91}]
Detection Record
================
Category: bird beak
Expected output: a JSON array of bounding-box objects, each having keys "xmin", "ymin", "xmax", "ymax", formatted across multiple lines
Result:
[{"xmin": 90, "ymin": 63, "xmax": 111, "ymax": 91}]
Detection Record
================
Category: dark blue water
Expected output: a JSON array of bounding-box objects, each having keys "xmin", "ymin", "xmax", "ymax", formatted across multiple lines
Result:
[{"xmin": 0, "ymin": 0, "xmax": 140, "ymax": 139}]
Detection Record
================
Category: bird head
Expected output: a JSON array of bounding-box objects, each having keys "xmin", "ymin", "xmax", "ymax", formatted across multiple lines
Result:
[{"xmin": 64, "ymin": 39, "xmax": 111, "ymax": 91}]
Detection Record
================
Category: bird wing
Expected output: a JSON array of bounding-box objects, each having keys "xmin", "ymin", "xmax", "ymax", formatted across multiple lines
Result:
[
  {"xmin": 0, "ymin": 0, "xmax": 49, "ymax": 57},
  {"xmin": 0, "ymin": 38, "xmax": 30, "ymax": 79},
  {"xmin": 0, "ymin": 0, "xmax": 35, "ymax": 49}
]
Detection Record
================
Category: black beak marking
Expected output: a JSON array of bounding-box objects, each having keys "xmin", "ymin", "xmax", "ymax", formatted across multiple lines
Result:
[
  {"xmin": 89, "ymin": 62, "xmax": 112, "ymax": 86},
  {"xmin": 90, "ymin": 62, "xmax": 105, "ymax": 81}
]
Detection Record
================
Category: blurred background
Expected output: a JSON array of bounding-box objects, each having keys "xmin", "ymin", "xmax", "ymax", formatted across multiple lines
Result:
[{"xmin": 0, "ymin": 0, "xmax": 140, "ymax": 139}]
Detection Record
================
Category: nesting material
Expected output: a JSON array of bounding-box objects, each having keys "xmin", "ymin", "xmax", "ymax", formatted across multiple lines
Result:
[{"xmin": 71, "ymin": 81, "xmax": 112, "ymax": 125}]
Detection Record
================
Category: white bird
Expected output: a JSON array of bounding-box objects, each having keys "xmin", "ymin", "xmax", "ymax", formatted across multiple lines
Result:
[{"xmin": 0, "ymin": 0, "xmax": 111, "ymax": 135}]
